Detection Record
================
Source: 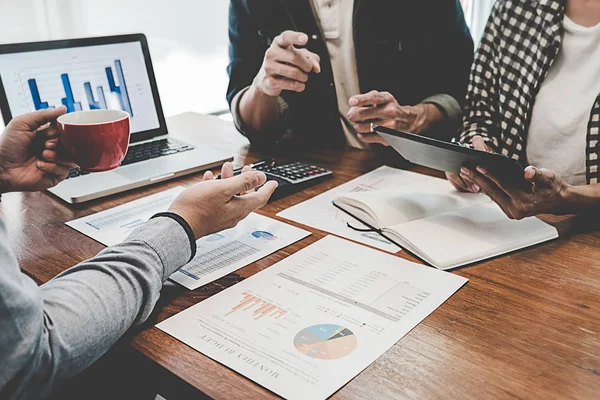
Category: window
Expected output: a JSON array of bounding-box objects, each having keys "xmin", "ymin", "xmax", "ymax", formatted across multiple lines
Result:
[{"xmin": 0, "ymin": 1, "xmax": 231, "ymax": 118}]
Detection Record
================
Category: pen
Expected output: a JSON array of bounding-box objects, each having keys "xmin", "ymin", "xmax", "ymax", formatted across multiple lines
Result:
[{"xmin": 215, "ymin": 160, "xmax": 270, "ymax": 179}]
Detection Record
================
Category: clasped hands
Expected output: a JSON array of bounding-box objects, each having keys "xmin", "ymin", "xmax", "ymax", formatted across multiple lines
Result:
[
  {"xmin": 252, "ymin": 30, "xmax": 440, "ymax": 145},
  {"xmin": 346, "ymin": 91, "xmax": 442, "ymax": 145},
  {"xmin": 447, "ymin": 136, "xmax": 570, "ymax": 219}
]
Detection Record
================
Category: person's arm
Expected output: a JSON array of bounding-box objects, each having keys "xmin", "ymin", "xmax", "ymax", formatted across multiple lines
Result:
[
  {"xmin": 0, "ymin": 109, "xmax": 279, "ymax": 400},
  {"xmin": 459, "ymin": 0, "xmax": 503, "ymax": 149},
  {"xmin": 0, "ymin": 217, "xmax": 193, "ymax": 399},
  {"xmin": 459, "ymin": 162, "xmax": 600, "ymax": 219},
  {"xmin": 227, "ymin": 0, "xmax": 320, "ymax": 142},
  {"xmin": 0, "ymin": 163, "xmax": 277, "ymax": 399}
]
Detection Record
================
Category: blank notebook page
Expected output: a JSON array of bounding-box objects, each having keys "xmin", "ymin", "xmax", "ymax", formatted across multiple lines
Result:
[
  {"xmin": 338, "ymin": 179, "xmax": 489, "ymax": 227},
  {"xmin": 389, "ymin": 202, "xmax": 558, "ymax": 269}
]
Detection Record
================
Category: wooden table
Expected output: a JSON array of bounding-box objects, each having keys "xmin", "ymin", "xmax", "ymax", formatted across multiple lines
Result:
[{"xmin": 3, "ymin": 113, "xmax": 599, "ymax": 399}]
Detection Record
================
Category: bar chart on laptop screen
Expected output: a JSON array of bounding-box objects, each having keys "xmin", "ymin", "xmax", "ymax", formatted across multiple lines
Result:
[
  {"xmin": 26, "ymin": 59, "xmax": 133, "ymax": 115},
  {"xmin": 0, "ymin": 42, "xmax": 160, "ymax": 133}
]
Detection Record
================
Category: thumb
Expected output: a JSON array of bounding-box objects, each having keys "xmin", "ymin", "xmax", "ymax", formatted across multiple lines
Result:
[
  {"xmin": 524, "ymin": 166, "xmax": 554, "ymax": 187},
  {"xmin": 16, "ymin": 106, "xmax": 67, "ymax": 131},
  {"xmin": 224, "ymin": 171, "xmax": 267, "ymax": 196}
]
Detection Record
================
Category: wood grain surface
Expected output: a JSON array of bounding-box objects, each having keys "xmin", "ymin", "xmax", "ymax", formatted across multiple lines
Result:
[{"xmin": 3, "ymin": 113, "xmax": 599, "ymax": 399}]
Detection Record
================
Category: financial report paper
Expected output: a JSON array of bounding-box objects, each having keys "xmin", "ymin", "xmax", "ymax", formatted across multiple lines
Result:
[
  {"xmin": 66, "ymin": 187, "xmax": 310, "ymax": 290},
  {"xmin": 277, "ymin": 166, "xmax": 441, "ymax": 253},
  {"xmin": 158, "ymin": 235, "xmax": 468, "ymax": 399}
]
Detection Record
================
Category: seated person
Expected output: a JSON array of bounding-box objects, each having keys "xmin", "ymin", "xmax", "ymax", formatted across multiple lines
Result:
[
  {"xmin": 448, "ymin": 0, "xmax": 600, "ymax": 219},
  {"xmin": 0, "ymin": 107, "xmax": 278, "ymax": 399},
  {"xmin": 227, "ymin": 0, "xmax": 474, "ymax": 151}
]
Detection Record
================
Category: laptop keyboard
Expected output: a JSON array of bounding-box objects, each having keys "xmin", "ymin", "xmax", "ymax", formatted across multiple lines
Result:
[{"xmin": 65, "ymin": 138, "xmax": 194, "ymax": 179}]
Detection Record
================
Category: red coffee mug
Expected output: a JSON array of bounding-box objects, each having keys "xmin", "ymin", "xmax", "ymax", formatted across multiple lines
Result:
[{"xmin": 57, "ymin": 109, "xmax": 130, "ymax": 172}]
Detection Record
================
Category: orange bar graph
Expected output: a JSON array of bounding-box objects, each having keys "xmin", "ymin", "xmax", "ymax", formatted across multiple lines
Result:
[
  {"xmin": 228, "ymin": 292, "xmax": 256, "ymax": 314},
  {"xmin": 225, "ymin": 292, "xmax": 288, "ymax": 320},
  {"xmin": 253, "ymin": 303, "xmax": 271, "ymax": 315},
  {"xmin": 255, "ymin": 305, "xmax": 277, "ymax": 320}
]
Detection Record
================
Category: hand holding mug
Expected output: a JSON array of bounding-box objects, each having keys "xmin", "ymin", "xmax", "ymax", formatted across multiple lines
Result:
[{"xmin": 0, "ymin": 107, "xmax": 77, "ymax": 193}]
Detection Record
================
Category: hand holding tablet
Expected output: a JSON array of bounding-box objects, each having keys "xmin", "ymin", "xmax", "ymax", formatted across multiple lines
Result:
[
  {"xmin": 447, "ymin": 136, "xmax": 495, "ymax": 193},
  {"xmin": 374, "ymin": 126, "xmax": 533, "ymax": 192}
]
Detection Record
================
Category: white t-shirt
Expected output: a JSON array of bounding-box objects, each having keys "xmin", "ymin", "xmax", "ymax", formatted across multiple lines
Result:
[
  {"xmin": 526, "ymin": 16, "xmax": 600, "ymax": 186},
  {"xmin": 311, "ymin": 0, "xmax": 369, "ymax": 149}
]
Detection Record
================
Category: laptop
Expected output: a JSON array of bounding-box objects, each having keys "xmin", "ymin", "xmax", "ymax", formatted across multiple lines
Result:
[{"xmin": 0, "ymin": 34, "xmax": 233, "ymax": 204}]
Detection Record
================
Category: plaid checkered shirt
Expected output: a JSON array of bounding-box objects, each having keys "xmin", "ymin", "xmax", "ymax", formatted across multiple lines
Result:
[{"xmin": 460, "ymin": 0, "xmax": 600, "ymax": 184}]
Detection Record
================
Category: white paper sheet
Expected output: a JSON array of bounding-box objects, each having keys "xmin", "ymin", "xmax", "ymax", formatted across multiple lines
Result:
[
  {"xmin": 170, "ymin": 213, "xmax": 310, "ymax": 289},
  {"xmin": 66, "ymin": 188, "xmax": 311, "ymax": 290},
  {"xmin": 66, "ymin": 186, "xmax": 186, "ymax": 246},
  {"xmin": 157, "ymin": 236, "xmax": 468, "ymax": 400},
  {"xmin": 277, "ymin": 166, "xmax": 440, "ymax": 253}
]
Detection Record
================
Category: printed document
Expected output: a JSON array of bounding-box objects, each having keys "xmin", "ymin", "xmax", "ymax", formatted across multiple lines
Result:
[
  {"xmin": 67, "ymin": 187, "xmax": 310, "ymax": 290},
  {"xmin": 158, "ymin": 236, "xmax": 468, "ymax": 399}
]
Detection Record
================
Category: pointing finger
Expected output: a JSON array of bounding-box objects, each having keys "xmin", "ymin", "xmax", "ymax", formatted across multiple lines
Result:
[{"xmin": 275, "ymin": 31, "xmax": 309, "ymax": 48}]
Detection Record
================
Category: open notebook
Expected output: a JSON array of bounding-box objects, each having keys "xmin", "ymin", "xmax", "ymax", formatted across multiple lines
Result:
[{"xmin": 333, "ymin": 178, "xmax": 558, "ymax": 270}]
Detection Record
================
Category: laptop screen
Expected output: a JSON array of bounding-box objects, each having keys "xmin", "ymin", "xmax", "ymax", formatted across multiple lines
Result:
[{"xmin": 0, "ymin": 40, "xmax": 161, "ymax": 135}]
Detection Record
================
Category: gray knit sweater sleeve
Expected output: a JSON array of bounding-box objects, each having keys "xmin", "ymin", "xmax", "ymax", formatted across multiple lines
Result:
[{"xmin": 0, "ymin": 216, "xmax": 192, "ymax": 400}]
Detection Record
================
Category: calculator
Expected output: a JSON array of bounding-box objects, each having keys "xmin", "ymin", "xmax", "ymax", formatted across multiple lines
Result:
[
  {"xmin": 253, "ymin": 161, "xmax": 332, "ymax": 184},
  {"xmin": 223, "ymin": 160, "xmax": 333, "ymax": 201}
]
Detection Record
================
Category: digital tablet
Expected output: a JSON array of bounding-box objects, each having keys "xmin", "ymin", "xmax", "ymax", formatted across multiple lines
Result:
[{"xmin": 374, "ymin": 125, "xmax": 531, "ymax": 190}]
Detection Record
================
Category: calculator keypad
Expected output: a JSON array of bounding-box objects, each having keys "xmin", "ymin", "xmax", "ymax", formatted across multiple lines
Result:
[{"xmin": 254, "ymin": 162, "xmax": 332, "ymax": 183}]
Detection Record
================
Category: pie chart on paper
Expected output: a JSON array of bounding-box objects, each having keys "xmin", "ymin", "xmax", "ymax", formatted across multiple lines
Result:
[
  {"xmin": 251, "ymin": 231, "xmax": 277, "ymax": 240},
  {"xmin": 294, "ymin": 324, "xmax": 357, "ymax": 360}
]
